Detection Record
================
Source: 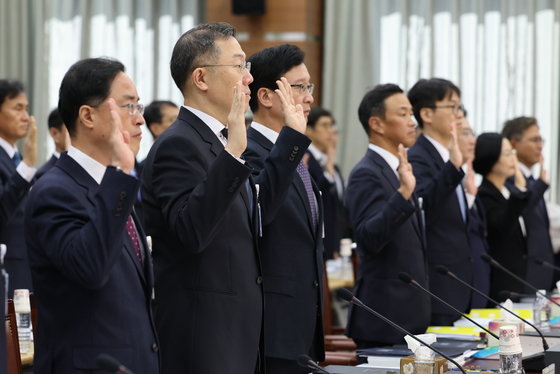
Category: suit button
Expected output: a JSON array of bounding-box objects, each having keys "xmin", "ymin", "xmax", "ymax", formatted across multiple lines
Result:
[
  {"xmin": 256, "ymin": 276, "xmax": 263, "ymax": 285},
  {"xmin": 120, "ymin": 191, "xmax": 127, "ymax": 199},
  {"xmin": 151, "ymin": 342, "xmax": 158, "ymax": 352},
  {"xmin": 294, "ymin": 146, "xmax": 299, "ymax": 151},
  {"xmin": 313, "ymin": 280, "xmax": 319, "ymax": 287}
]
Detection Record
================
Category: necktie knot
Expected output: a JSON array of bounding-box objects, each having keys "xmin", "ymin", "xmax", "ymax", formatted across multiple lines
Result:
[{"xmin": 220, "ymin": 127, "xmax": 228, "ymax": 140}]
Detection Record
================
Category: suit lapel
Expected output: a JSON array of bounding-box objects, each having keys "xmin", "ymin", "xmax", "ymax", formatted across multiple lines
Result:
[
  {"xmin": 418, "ymin": 134, "xmax": 445, "ymax": 169},
  {"xmin": 180, "ymin": 107, "xmax": 224, "ymax": 157},
  {"xmin": 0, "ymin": 148, "xmax": 16, "ymax": 174}
]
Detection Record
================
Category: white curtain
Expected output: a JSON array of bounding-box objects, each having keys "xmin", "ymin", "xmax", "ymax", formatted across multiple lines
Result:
[
  {"xmin": 0, "ymin": 0, "xmax": 198, "ymax": 162},
  {"xmin": 323, "ymin": 0, "xmax": 560, "ymax": 201}
]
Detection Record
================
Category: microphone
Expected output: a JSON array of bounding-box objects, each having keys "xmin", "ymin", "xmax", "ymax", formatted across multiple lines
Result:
[
  {"xmin": 435, "ymin": 265, "xmax": 549, "ymax": 351},
  {"xmin": 296, "ymin": 354, "xmax": 330, "ymax": 374},
  {"xmin": 532, "ymin": 257, "xmax": 560, "ymax": 272},
  {"xmin": 481, "ymin": 254, "xmax": 560, "ymax": 308},
  {"xmin": 339, "ymin": 288, "xmax": 467, "ymax": 374},
  {"xmin": 397, "ymin": 272, "xmax": 498, "ymax": 340},
  {"xmin": 96, "ymin": 354, "xmax": 135, "ymax": 374},
  {"xmin": 498, "ymin": 290, "xmax": 534, "ymax": 300}
]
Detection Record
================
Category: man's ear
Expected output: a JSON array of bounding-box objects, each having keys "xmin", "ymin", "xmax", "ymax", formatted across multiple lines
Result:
[
  {"xmin": 419, "ymin": 107, "xmax": 433, "ymax": 126},
  {"xmin": 78, "ymin": 105, "xmax": 95, "ymax": 130},
  {"xmin": 256, "ymin": 87, "xmax": 273, "ymax": 109},
  {"xmin": 191, "ymin": 68, "xmax": 209, "ymax": 92},
  {"xmin": 368, "ymin": 116, "xmax": 383, "ymax": 135}
]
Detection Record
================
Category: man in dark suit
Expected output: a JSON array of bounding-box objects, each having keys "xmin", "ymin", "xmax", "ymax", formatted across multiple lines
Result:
[
  {"xmin": 407, "ymin": 78, "xmax": 474, "ymax": 325},
  {"xmin": 0, "ymin": 245, "xmax": 6, "ymax": 374},
  {"xmin": 244, "ymin": 44, "xmax": 324, "ymax": 373},
  {"xmin": 24, "ymin": 58, "xmax": 159, "ymax": 374},
  {"xmin": 0, "ymin": 79, "xmax": 37, "ymax": 295},
  {"xmin": 502, "ymin": 117, "xmax": 555, "ymax": 290},
  {"xmin": 306, "ymin": 107, "xmax": 349, "ymax": 259},
  {"xmin": 141, "ymin": 24, "xmax": 308, "ymax": 374},
  {"xmin": 345, "ymin": 84, "xmax": 430, "ymax": 347},
  {"xmin": 36, "ymin": 108, "xmax": 69, "ymax": 179}
]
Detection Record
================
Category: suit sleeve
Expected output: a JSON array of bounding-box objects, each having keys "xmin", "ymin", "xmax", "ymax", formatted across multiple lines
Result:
[
  {"xmin": 244, "ymin": 126, "xmax": 311, "ymax": 225},
  {"xmin": 0, "ymin": 170, "xmax": 32, "ymax": 228},
  {"xmin": 522, "ymin": 178, "xmax": 549, "ymax": 214},
  {"xmin": 25, "ymin": 168, "xmax": 139, "ymax": 289},
  {"xmin": 346, "ymin": 165, "xmax": 415, "ymax": 254},
  {"xmin": 408, "ymin": 152, "xmax": 464, "ymax": 222},
  {"xmin": 478, "ymin": 185, "xmax": 530, "ymax": 236},
  {"xmin": 149, "ymin": 134, "xmax": 252, "ymax": 253}
]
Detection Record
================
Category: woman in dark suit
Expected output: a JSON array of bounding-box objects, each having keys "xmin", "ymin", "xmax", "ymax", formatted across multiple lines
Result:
[{"xmin": 473, "ymin": 133, "xmax": 530, "ymax": 301}]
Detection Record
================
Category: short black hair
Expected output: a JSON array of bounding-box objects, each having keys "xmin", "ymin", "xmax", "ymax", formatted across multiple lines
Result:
[
  {"xmin": 47, "ymin": 108, "xmax": 64, "ymax": 130},
  {"xmin": 143, "ymin": 100, "xmax": 178, "ymax": 126},
  {"xmin": 307, "ymin": 107, "xmax": 334, "ymax": 129},
  {"xmin": 0, "ymin": 79, "xmax": 25, "ymax": 108},
  {"xmin": 58, "ymin": 58, "xmax": 125, "ymax": 136},
  {"xmin": 502, "ymin": 116, "xmax": 538, "ymax": 142},
  {"xmin": 170, "ymin": 22, "xmax": 236, "ymax": 94},
  {"xmin": 248, "ymin": 44, "xmax": 305, "ymax": 113},
  {"xmin": 407, "ymin": 78, "xmax": 461, "ymax": 129},
  {"xmin": 358, "ymin": 83, "xmax": 403, "ymax": 135}
]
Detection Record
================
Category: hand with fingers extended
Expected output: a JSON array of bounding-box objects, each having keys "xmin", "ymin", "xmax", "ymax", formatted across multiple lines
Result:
[
  {"xmin": 464, "ymin": 160, "xmax": 478, "ymax": 196},
  {"xmin": 275, "ymin": 77, "xmax": 306, "ymax": 134},
  {"xmin": 539, "ymin": 154, "xmax": 549, "ymax": 184},
  {"xmin": 224, "ymin": 82, "xmax": 249, "ymax": 158},
  {"xmin": 107, "ymin": 99, "xmax": 135, "ymax": 174},
  {"xmin": 396, "ymin": 144, "xmax": 415, "ymax": 200},
  {"xmin": 448, "ymin": 120, "xmax": 464, "ymax": 169},
  {"xmin": 23, "ymin": 115, "xmax": 38, "ymax": 167}
]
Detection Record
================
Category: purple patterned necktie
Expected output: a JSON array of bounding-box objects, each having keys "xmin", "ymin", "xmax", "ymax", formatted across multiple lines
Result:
[
  {"xmin": 296, "ymin": 161, "xmax": 318, "ymax": 228},
  {"xmin": 126, "ymin": 215, "xmax": 143, "ymax": 264}
]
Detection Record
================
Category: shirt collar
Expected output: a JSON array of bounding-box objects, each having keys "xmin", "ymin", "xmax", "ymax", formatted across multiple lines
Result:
[
  {"xmin": 308, "ymin": 144, "xmax": 327, "ymax": 166},
  {"xmin": 54, "ymin": 151, "xmax": 61, "ymax": 158},
  {"xmin": 67, "ymin": 146, "xmax": 106, "ymax": 185},
  {"xmin": 250, "ymin": 121, "xmax": 279, "ymax": 144},
  {"xmin": 368, "ymin": 143, "xmax": 399, "ymax": 176},
  {"xmin": 518, "ymin": 162, "xmax": 532, "ymax": 178},
  {"xmin": 0, "ymin": 137, "xmax": 17, "ymax": 158},
  {"xmin": 184, "ymin": 105, "xmax": 226, "ymax": 142},
  {"xmin": 424, "ymin": 134, "xmax": 450, "ymax": 162}
]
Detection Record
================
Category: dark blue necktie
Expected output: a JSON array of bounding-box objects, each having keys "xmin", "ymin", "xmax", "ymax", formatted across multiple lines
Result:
[
  {"xmin": 12, "ymin": 152, "xmax": 21, "ymax": 167},
  {"xmin": 296, "ymin": 161, "xmax": 318, "ymax": 228}
]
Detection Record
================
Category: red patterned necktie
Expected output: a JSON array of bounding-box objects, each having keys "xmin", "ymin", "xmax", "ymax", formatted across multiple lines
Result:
[{"xmin": 125, "ymin": 215, "xmax": 142, "ymax": 264}]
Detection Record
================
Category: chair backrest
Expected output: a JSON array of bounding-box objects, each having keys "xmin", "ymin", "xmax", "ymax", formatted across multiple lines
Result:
[{"xmin": 5, "ymin": 299, "xmax": 22, "ymax": 374}]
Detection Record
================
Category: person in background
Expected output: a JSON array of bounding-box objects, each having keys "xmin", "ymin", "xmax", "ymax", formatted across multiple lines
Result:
[
  {"xmin": 502, "ymin": 117, "xmax": 555, "ymax": 290},
  {"xmin": 36, "ymin": 108, "xmax": 70, "ymax": 179},
  {"xmin": 0, "ymin": 79, "xmax": 37, "ymax": 294},
  {"xmin": 306, "ymin": 107, "xmax": 349, "ymax": 259},
  {"xmin": 345, "ymin": 83, "xmax": 430, "ymax": 348},
  {"xmin": 143, "ymin": 100, "xmax": 179, "ymax": 141},
  {"xmin": 473, "ymin": 133, "xmax": 529, "ymax": 301}
]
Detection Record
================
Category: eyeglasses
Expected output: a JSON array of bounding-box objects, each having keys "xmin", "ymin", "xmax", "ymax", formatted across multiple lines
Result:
[
  {"xmin": 290, "ymin": 83, "xmax": 315, "ymax": 95},
  {"xmin": 199, "ymin": 61, "xmax": 251, "ymax": 74},
  {"xmin": 523, "ymin": 136, "xmax": 545, "ymax": 145},
  {"xmin": 429, "ymin": 104, "xmax": 465, "ymax": 116},
  {"xmin": 502, "ymin": 149, "xmax": 517, "ymax": 157},
  {"xmin": 459, "ymin": 129, "xmax": 476, "ymax": 138},
  {"xmin": 120, "ymin": 103, "xmax": 144, "ymax": 115}
]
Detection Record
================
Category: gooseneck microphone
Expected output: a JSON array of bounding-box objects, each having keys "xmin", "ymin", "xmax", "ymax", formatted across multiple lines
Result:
[
  {"xmin": 435, "ymin": 265, "xmax": 549, "ymax": 351},
  {"xmin": 296, "ymin": 354, "xmax": 330, "ymax": 374},
  {"xmin": 532, "ymin": 257, "xmax": 560, "ymax": 272},
  {"xmin": 397, "ymin": 272, "xmax": 498, "ymax": 340},
  {"xmin": 339, "ymin": 288, "xmax": 467, "ymax": 374},
  {"xmin": 96, "ymin": 354, "xmax": 135, "ymax": 374},
  {"xmin": 498, "ymin": 290, "xmax": 534, "ymax": 300},
  {"xmin": 481, "ymin": 254, "xmax": 560, "ymax": 308}
]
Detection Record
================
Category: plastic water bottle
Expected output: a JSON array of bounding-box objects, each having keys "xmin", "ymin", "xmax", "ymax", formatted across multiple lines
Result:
[
  {"xmin": 532, "ymin": 290, "xmax": 551, "ymax": 330},
  {"xmin": 14, "ymin": 288, "xmax": 32, "ymax": 354},
  {"xmin": 339, "ymin": 238, "xmax": 353, "ymax": 281},
  {"xmin": 498, "ymin": 325, "xmax": 524, "ymax": 374}
]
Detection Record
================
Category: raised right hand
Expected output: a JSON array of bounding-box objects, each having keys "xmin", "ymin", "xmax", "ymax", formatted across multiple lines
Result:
[
  {"xmin": 23, "ymin": 115, "xmax": 37, "ymax": 167},
  {"xmin": 224, "ymin": 82, "xmax": 249, "ymax": 158},
  {"xmin": 397, "ymin": 144, "xmax": 415, "ymax": 200},
  {"xmin": 275, "ymin": 77, "xmax": 306, "ymax": 134},
  {"xmin": 107, "ymin": 99, "xmax": 135, "ymax": 174},
  {"xmin": 448, "ymin": 120, "xmax": 463, "ymax": 169}
]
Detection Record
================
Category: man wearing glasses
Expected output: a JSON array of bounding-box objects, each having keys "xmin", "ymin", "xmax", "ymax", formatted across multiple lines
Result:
[
  {"xmin": 141, "ymin": 24, "xmax": 310, "ymax": 374},
  {"xmin": 244, "ymin": 44, "xmax": 324, "ymax": 373},
  {"xmin": 407, "ymin": 78, "xmax": 475, "ymax": 326},
  {"xmin": 502, "ymin": 117, "xmax": 554, "ymax": 291},
  {"xmin": 24, "ymin": 58, "xmax": 159, "ymax": 373}
]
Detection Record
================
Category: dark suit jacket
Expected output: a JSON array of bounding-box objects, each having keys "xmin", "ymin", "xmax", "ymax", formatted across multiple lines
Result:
[
  {"xmin": 141, "ymin": 108, "xmax": 307, "ymax": 373},
  {"xmin": 24, "ymin": 153, "xmax": 159, "ymax": 374},
  {"xmin": 306, "ymin": 151, "xmax": 349, "ymax": 259},
  {"xmin": 466, "ymin": 197, "xmax": 491, "ymax": 307},
  {"xmin": 36, "ymin": 154, "xmax": 58, "ymax": 179},
  {"xmin": 516, "ymin": 177, "xmax": 554, "ymax": 290},
  {"xmin": 345, "ymin": 149, "xmax": 430, "ymax": 344},
  {"xmin": 0, "ymin": 259, "xmax": 5, "ymax": 374},
  {"xmin": 244, "ymin": 127, "xmax": 325, "ymax": 362},
  {"xmin": 477, "ymin": 179, "xmax": 530, "ymax": 301},
  {"xmin": 0, "ymin": 148, "xmax": 33, "ymax": 294},
  {"xmin": 408, "ymin": 135, "xmax": 472, "ymax": 323}
]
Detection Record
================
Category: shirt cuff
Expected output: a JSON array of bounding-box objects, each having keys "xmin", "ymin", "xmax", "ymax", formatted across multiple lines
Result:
[{"xmin": 17, "ymin": 162, "xmax": 37, "ymax": 182}]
